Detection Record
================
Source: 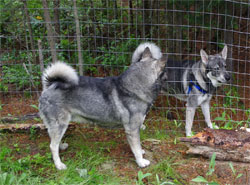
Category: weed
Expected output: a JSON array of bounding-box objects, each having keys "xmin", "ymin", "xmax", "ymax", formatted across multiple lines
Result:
[
  {"xmin": 191, "ymin": 153, "xmax": 218, "ymax": 185},
  {"xmin": 2, "ymin": 64, "xmax": 41, "ymax": 91},
  {"xmin": 136, "ymin": 171, "xmax": 152, "ymax": 185},
  {"xmin": 149, "ymin": 157, "xmax": 184, "ymax": 184},
  {"xmin": 215, "ymin": 111, "xmax": 244, "ymax": 130},
  {"xmin": 206, "ymin": 153, "xmax": 216, "ymax": 176},
  {"xmin": 155, "ymin": 174, "xmax": 175, "ymax": 185},
  {"xmin": 173, "ymin": 120, "xmax": 182, "ymax": 129},
  {"xmin": 29, "ymin": 125, "xmax": 37, "ymax": 139},
  {"xmin": 30, "ymin": 104, "xmax": 39, "ymax": 110},
  {"xmin": 229, "ymin": 162, "xmax": 243, "ymax": 184},
  {"xmin": 223, "ymin": 86, "xmax": 240, "ymax": 108}
]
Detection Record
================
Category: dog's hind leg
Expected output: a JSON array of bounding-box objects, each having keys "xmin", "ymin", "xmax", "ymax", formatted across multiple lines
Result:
[
  {"xmin": 48, "ymin": 124, "xmax": 69, "ymax": 170},
  {"xmin": 185, "ymin": 106, "xmax": 196, "ymax": 137},
  {"xmin": 201, "ymin": 100, "xmax": 218, "ymax": 129},
  {"xmin": 47, "ymin": 113, "xmax": 70, "ymax": 170}
]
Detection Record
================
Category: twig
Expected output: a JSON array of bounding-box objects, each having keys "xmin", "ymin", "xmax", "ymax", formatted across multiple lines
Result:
[{"xmin": 22, "ymin": 63, "xmax": 40, "ymax": 97}]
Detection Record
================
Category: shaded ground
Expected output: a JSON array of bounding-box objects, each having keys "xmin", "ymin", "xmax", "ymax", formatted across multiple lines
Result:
[{"xmin": 1, "ymin": 123, "xmax": 250, "ymax": 184}]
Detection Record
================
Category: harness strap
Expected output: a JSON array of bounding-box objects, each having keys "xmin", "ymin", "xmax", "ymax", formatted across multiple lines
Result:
[{"xmin": 187, "ymin": 80, "xmax": 207, "ymax": 94}]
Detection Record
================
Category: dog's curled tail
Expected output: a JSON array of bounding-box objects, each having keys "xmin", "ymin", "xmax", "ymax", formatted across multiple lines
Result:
[
  {"xmin": 42, "ymin": 61, "xmax": 79, "ymax": 90},
  {"xmin": 132, "ymin": 42, "xmax": 162, "ymax": 63}
]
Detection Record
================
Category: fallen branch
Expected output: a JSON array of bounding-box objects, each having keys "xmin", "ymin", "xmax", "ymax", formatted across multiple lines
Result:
[
  {"xmin": 0, "ymin": 113, "xmax": 40, "ymax": 123},
  {"xmin": 0, "ymin": 123, "xmax": 46, "ymax": 131},
  {"xmin": 180, "ymin": 128, "xmax": 250, "ymax": 163},
  {"xmin": 0, "ymin": 122, "xmax": 76, "ymax": 132}
]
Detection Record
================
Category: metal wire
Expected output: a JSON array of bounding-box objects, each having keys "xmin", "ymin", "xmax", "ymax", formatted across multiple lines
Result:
[{"xmin": 0, "ymin": 0, "xmax": 249, "ymax": 130}]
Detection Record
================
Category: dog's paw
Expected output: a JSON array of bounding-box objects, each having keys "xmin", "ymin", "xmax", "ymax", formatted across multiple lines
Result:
[
  {"xmin": 186, "ymin": 132, "xmax": 192, "ymax": 137},
  {"xmin": 136, "ymin": 158, "xmax": 150, "ymax": 168},
  {"xmin": 55, "ymin": 162, "xmax": 67, "ymax": 170},
  {"xmin": 59, "ymin": 143, "xmax": 69, "ymax": 150},
  {"xmin": 140, "ymin": 124, "xmax": 146, "ymax": 130},
  {"xmin": 141, "ymin": 149, "xmax": 145, "ymax": 155},
  {"xmin": 212, "ymin": 125, "xmax": 219, "ymax": 129}
]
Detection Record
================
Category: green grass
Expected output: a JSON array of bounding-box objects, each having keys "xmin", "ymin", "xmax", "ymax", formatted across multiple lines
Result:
[
  {"xmin": 0, "ymin": 123, "xmax": 185, "ymax": 185},
  {"xmin": 0, "ymin": 116, "xmax": 247, "ymax": 185},
  {"xmin": 145, "ymin": 158, "xmax": 185, "ymax": 184},
  {"xmin": 0, "ymin": 133, "xmax": 122, "ymax": 185}
]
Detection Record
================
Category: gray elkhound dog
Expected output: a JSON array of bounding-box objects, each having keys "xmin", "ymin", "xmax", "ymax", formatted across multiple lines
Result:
[
  {"xmin": 132, "ymin": 44, "xmax": 230, "ymax": 136},
  {"xmin": 161, "ymin": 46, "xmax": 230, "ymax": 136},
  {"xmin": 39, "ymin": 43, "xmax": 166, "ymax": 170}
]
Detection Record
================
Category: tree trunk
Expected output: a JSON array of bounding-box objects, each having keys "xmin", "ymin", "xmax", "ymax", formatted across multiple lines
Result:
[
  {"xmin": 42, "ymin": 0, "xmax": 58, "ymax": 63},
  {"xmin": 53, "ymin": 0, "xmax": 60, "ymax": 44},
  {"xmin": 180, "ymin": 128, "xmax": 250, "ymax": 163},
  {"xmin": 22, "ymin": 0, "xmax": 36, "ymax": 64},
  {"xmin": 73, "ymin": 0, "xmax": 84, "ymax": 75},
  {"xmin": 143, "ymin": 0, "xmax": 152, "ymax": 38},
  {"xmin": 129, "ymin": 0, "xmax": 134, "ymax": 31}
]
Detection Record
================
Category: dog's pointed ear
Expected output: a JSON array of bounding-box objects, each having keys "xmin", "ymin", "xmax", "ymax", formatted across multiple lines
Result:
[
  {"xmin": 200, "ymin": 49, "xmax": 209, "ymax": 65},
  {"xmin": 221, "ymin": 45, "xmax": 228, "ymax": 60},
  {"xmin": 142, "ymin": 47, "xmax": 152, "ymax": 59}
]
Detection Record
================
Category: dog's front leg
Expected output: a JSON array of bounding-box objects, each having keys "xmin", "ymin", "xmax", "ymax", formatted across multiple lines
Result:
[
  {"xmin": 201, "ymin": 100, "xmax": 218, "ymax": 129},
  {"xmin": 185, "ymin": 106, "xmax": 196, "ymax": 136},
  {"xmin": 124, "ymin": 127, "xmax": 150, "ymax": 168}
]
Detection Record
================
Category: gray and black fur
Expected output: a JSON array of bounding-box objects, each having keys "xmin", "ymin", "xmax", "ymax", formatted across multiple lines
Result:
[
  {"xmin": 161, "ymin": 45, "xmax": 230, "ymax": 136},
  {"xmin": 39, "ymin": 43, "xmax": 166, "ymax": 170}
]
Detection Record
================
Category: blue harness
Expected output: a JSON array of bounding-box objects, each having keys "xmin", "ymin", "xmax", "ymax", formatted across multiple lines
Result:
[{"xmin": 187, "ymin": 80, "xmax": 207, "ymax": 94}]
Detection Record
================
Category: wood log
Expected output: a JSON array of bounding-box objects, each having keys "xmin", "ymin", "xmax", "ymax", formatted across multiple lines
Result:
[
  {"xmin": 0, "ymin": 122, "xmax": 76, "ymax": 132},
  {"xmin": 0, "ymin": 123, "xmax": 46, "ymax": 132},
  {"xmin": 0, "ymin": 113, "xmax": 40, "ymax": 123},
  {"xmin": 180, "ymin": 128, "xmax": 250, "ymax": 163}
]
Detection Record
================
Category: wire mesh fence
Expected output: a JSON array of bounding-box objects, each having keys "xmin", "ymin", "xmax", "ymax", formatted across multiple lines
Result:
[{"xmin": 0, "ymin": 0, "xmax": 249, "ymax": 132}]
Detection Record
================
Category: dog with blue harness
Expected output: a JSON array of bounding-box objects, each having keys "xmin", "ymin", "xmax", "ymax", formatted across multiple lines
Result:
[{"xmin": 160, "ymin": 45, "xmax": 230, "ymax": 136}]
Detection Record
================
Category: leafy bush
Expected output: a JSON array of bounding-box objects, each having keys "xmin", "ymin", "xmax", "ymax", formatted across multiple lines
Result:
[{"xmin": 2, "ymin": 64, "xmax": 41, "ymax": 91}]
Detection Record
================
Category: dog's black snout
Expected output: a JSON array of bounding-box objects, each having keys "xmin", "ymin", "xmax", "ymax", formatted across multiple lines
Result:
[{"xmin": 225, "ymin": 73, "xmax": 231, "ymax": 81}]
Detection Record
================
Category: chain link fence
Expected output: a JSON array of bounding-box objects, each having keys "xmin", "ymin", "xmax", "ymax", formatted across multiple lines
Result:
[{"xmin": 0, "ymin": 0, "xmax": 249, "ymax": 131}]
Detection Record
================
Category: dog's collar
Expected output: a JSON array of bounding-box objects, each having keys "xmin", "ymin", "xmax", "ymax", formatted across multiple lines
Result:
[{"xmin": 187, "ymin": 80, "xmax": 207, "ymax": 94}]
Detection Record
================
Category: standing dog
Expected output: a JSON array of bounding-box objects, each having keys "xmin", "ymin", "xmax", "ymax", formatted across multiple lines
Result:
[
  {"xmin": 132, "ymin": 44, "xmax": 230, "ymax": 136},
  {"xmin": 39, "ymin": 43, "xmax": 166, "ymax": 170},
  {"xmin": 161, "ymin": 46, "xmax": 230, "ymax": 136}
]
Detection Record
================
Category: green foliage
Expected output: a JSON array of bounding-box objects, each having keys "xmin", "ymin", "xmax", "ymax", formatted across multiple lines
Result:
[
  {"xmin": 97, "ymin": 39, "xmax": 139, "ymax": 66},
  {"xmin": 229, "ymin": 162, "xmax": 243, "ymax": 181},
  {"xmin": 136, "ymin": 171, "xmax": 152, "ymax": 185},
  {"xmin": 206, "ymin": 153, "xmax": 216, "ymax": 176},
  {"xmin": 223, "ymin": 86, "xmax": 240, "ymax": 108},
  {"xmin": 191, "ymin": 153, "xmax": 219, "ymax": 185},
  {"xmin": 149, "ymin": 157, "xmax": 184, "ymax": 184},
  {"xmin": 0, "ymin": 172, "xmax": 28, "ymax": 185},
  {"xmin": 215, "ymin": 111, "xmax": 244, "ymax": 130},
  {"xmin": 2, "ymin": 64, "xmax": 41, "ymax": 90},
  {"xmin": 136, "ymin": 171, "xmax": 175, "ymax": 185}
]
